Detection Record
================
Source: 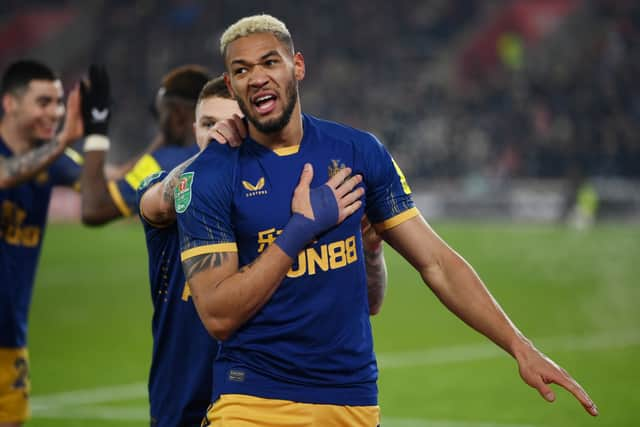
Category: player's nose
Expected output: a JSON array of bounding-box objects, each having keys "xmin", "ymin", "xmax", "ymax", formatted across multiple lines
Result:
[{"xmin": 248, "ymin": 69, "xmax": 269, "ymax": 88}]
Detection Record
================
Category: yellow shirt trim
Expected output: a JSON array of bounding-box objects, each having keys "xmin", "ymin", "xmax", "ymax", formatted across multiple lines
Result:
[
  {"xmin": 64, "ymin": 147, "xmax": 84, "ymax": 165},
  {"xmin": 272, "ymin": 145, "xmax": 300, "ymax": 156},
  {"xmin": 181, "ymin": 243, "xmax": 238, "ymax": 261},
  {"xmin": 107, "ymin": 180, "xmax": 132, "ymax": 217},
  {"xmin": 373, "ymin": 207, "xmax": 420, "ymax": 233},
  {"xmin": 124, "ymin": 154, "xmax": 162, "ymax": 190},
  {"xmin": 391, "ymin": 157, "xmax": 412, "ymax": 195}
]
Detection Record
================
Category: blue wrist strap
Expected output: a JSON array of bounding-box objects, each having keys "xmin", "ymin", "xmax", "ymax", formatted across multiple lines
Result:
[{"xmin": 276, "ymin": 184, "xmax": 339, "ymax": 258}]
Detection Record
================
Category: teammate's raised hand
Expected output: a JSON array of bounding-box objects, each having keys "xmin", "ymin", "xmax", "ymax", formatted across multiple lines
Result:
[
  {"xmin": 58, "ymin": 84, "xmax": 84, "ymax": 145},
  {"xmin": 80, "ymin": 64, "xmax": 111, "ymax": 136}
]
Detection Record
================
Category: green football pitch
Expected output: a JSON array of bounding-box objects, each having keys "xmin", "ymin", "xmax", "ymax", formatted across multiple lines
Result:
[{"xmin": 27, "ymin": 221, "xmax": 639, "ymax": 427}]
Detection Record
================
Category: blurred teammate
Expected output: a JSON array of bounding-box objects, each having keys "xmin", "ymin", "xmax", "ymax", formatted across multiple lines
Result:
[
  {"xmin": 0, "ymin": 60, "xmax": 83, "ymax": 427},
  {"xmin": 177, "ymin": 14, "xmax": 597, "ymax": 426},
  {"xmin": 79, "ymin": 68, "xmax": 222, "ymax": 426},
  {"xmin": 80, "ymin": 64, "xmax": 211, "ymax": 225},
  {"xmin": 136, "ymin": 77, "xmax": 242, "ymax": 427}
]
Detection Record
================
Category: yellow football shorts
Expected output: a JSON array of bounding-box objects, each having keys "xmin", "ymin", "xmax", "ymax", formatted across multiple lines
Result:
[
  {"xmin": 0, "ymin": 348, "xmax": 30, "ymax": 423},
  {"xmin": 202, "ymin": 394, "xmax": 380, "ymax": 427}
]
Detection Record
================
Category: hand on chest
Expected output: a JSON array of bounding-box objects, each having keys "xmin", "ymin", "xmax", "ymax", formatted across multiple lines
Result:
[{"xmin": 233, "ymin": 153, "xmax": 364, "ymax": 255}]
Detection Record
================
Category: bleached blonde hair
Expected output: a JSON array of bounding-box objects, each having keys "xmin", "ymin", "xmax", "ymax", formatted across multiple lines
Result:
[{"xmin": 220, "ymin": 14, "xmax": 294, "ymax": 58}]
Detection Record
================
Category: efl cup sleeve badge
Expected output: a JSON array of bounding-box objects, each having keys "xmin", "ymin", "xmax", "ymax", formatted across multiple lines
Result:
[{"xmin": 174, "ymin": 172, "xmax": 194, "ymax": 213}]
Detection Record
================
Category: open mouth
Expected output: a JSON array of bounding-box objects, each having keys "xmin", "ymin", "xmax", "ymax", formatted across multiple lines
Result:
[
  {"xmin": 37, "ymin": 124, "xmax": 57, "ymax": 138},
  {"xmin": 252, "ymin": 93, "xmax": 277, "ymax": 115}
]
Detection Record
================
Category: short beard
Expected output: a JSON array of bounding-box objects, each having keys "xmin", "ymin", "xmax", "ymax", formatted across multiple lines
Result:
[{"xmin": 237, "ymin": 78, "xmax": 298, "ymax": 134}]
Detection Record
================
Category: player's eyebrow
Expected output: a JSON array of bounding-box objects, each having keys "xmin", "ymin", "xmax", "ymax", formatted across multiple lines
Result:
[
  {"xmin": 199, "ymin": 115, "xmax": 215, "ymax": 123},
  {"xmin": 231, "ymin": 50, "xmax": 281, "ymax": 66},
  {"xmin": 260, "ymin": 50, "xmax": 280, "ymax": 60},
  {"xmin": 36, "ymin": 95, "xmax": 55, "ymax": 103}
]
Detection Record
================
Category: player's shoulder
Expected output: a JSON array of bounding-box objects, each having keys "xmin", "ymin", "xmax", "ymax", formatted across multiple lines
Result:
[
  {"xmin": 185, "ymin": 143, "xmax": 238, "ymax": 187},
  {"xmin": 305, "ymin": 114, "xmax": 382, "ymax": 148},
  {"xmin": 150, "ymin": 143, "xmax": 199, "ymax": 169},
  {"xmin": 191, "ymin": 141, "xmax": 237, "ymax": 167}
]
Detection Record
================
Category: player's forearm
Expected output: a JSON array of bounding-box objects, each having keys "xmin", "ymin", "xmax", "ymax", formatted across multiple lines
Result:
[
  {"xmin": 80, "ymin": 150, "xmax": 122, "ymax": 225},
  {"xmin": 365, "ymin": 245, "xmax": 387, "ymax": 315},
  {"xmin": 184, "ymin": 244, "xmax": 293, "ymax": 341},
  {"xmin": 0, "ymin": 138, "xmax": 66, "ymax": 189},
  {"xmin": 422, "ymin": 250, "xmax": 528, "ymax": 357}
]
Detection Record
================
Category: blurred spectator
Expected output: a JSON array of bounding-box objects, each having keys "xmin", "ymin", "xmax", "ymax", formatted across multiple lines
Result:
[{"xmin": 1, "ymin": 0, "xmax": 637, "ymax": 180}]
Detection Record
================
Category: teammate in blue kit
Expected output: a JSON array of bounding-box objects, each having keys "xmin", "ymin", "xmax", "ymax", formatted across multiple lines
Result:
[
  {"xmin": 176, "ymin": 14, "xmax": 598, "ymax": 426},
  {"xmin": 80, "ymin": 65, "xmax": 212, "ymax": 225},
  {"xmin": 79, "ymin": 70, "xmax": 240, "ymax": 426},
  {"xmin": 0, "ymin": 60, "xmax": 83, "ymax": 427},
  {"xmin": 134, "ymin": 76, "xmax": 243, "ymax": 427}
]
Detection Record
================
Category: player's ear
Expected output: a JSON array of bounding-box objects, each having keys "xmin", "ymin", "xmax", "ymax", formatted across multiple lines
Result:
[
  {"xmin": 192, "ymin": 102, "xmax": 199, "ymax": 135},
  {"xmin": 294, "ymin": 52, "xmax": 305, "ymax": 82},
  {"xmin": 2, "ymin": 93, "xmax": 16, "ymax": 113}
]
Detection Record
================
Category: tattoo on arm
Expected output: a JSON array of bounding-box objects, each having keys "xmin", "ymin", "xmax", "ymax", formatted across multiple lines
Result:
[
  {"xmin": 239, "ymin": 261, "xmax": 255, "ymax": 274},
  {"xmin": 182, "ymin": 252, "xmax": 229, "ymax": 281},
  {"xmin": 0, "ymin": 139, "xmax": 63, "ymax": 184},
  {"xmin": 161, "ymin": 154, "xmax": 199, "ymax": 204}
]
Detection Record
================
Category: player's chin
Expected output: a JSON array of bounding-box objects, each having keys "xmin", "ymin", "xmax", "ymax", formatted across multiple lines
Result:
[{"xmin": 255, "ymin": 108, "xmax": 284, "ymax": 124}]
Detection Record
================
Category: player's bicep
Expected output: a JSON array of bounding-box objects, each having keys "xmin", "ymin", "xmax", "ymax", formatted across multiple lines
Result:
[
  {"xmin": 380, "ymin": 214, "xmax": 450, "ymax": 275},
  {"xmin": 180, "ymin": 248, "xmax": 239, "ymax": 340},
  {"xmin": 182, "ymin": 250, "xmax": 239, "ymax": 289}
]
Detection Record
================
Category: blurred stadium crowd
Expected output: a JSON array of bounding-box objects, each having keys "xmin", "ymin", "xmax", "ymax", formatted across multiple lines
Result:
[{"xmin": 1, "ymin": 0, "xmax": 638, "ymax": 181}]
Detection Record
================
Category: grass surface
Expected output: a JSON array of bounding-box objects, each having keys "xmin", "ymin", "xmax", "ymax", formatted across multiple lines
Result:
[{"xmin": 26, "ymin": 221, "xmax": 640, "ymax": 426}]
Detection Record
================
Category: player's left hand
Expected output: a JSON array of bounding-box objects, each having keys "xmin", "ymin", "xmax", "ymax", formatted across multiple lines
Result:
[
  {"xmin": 80, "ymin": 64, "xmax": 111, "ymax": 136},
  {"xmin": 516, "ymin": 344, "xmax": 598, "ymax": 416},
  {"xmin": 361, "ymin": 215, "xmax": 382, "ymax": 253}
]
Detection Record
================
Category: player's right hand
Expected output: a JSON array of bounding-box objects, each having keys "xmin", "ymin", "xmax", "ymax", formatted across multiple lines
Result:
[
  {"xmin": 80, "ymin": 64, "xmax": 111, "ymax": 136},
  {"xmin": 209, "ymin": 114, "xmax": 246, "ymax": 147},
  {"xmin": 58, "ymin": 84, "xmax": 84, "ymax": 145}
]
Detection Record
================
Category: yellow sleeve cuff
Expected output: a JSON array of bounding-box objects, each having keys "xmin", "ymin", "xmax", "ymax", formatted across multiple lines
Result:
[
  {"xmin": 372, "ymin": 207, "xmax": 420, "ymax": 233},
  {"xmin": 181, "ymin": 243, "xmax": 238, "ymax": 261}
]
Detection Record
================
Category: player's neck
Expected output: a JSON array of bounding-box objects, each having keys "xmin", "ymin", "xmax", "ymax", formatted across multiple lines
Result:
[
  {"xmin": 249, "ymin": 102, "xmax": 303, "ymax": 150},
  {"xmin": 0, "ymin": 119, "xmax": 32, "ymax": 154}
]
